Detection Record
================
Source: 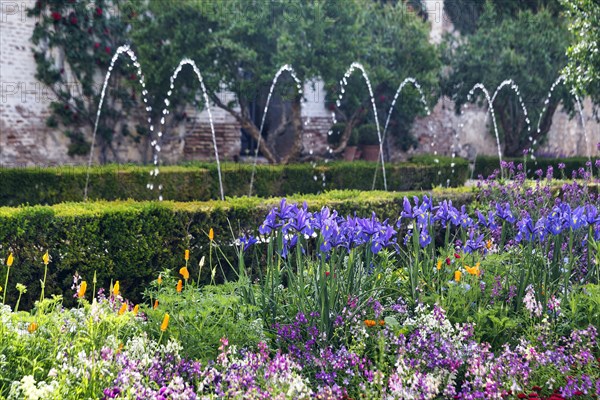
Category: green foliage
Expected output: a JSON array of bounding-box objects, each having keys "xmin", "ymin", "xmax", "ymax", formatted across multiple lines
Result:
[
  {"xmin": 561, "ymin": 0, "xmax": 600, "ymax": 107},
  {"xmin": 27, "ymin": 0, "xmax": 146, "ymax": 162},
  {"xmin": 442, "ymin": 5, "xmax": 572, "ymax": 156},
  {"xmin": 327, "ymin": 1, "xmax": 440, "ymax": 152},
  {"xmin": 0, "ymin": 159, "xmax": 469, "ymax": 206},
  {"xmin": 143, "ymin": 278, "xmax": 265, "ymax": 362},
  {"xmin": 357, "ymin": 124, "xmax": 379, "ymax": 146},
  {"xmin": 444, "ymin": 0, "xmax": 562, "ymax": 35},
  {"xmin": 0, "ymin": 188, "xmax": 474, "ymax": 311}
]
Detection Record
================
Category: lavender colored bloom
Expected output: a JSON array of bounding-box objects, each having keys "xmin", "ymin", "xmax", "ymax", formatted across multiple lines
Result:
[
  {"xmin": 464, "ymin": 230, "xmax": 485, "ymax": 253},
  {"xmin": 495, "ymin": 202, "xmax": 516, "ymax": 224}
]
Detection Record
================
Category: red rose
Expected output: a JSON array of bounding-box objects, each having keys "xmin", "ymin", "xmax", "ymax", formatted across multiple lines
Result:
[
  {"xmin": 94, "ymin": 42, "xmax": 100, "ymax": 49},
  {"xmin": 454, "ymin": 253, "xmax": 461, "ymax": 259},
  {"xmin": 325, "ymin": 271, "xmax": 330, "ymax": 277},
  {"xmin": 445, "ymin": 257, "xmax": 451, "ymax": 265},
  {"xmin": 96, "ymin": 7, "xmax": 103, "ymax": 16},
  {"xmin": 517, "ymin": 394, "xmax": 527, "ymax": 399},
  {"xmin": 51, "ymin": 11, "xmax": 61, "ymax": 21},
  {"xmin": 105, "ymin": 46, "xmax": 111, "ymax": 54}
]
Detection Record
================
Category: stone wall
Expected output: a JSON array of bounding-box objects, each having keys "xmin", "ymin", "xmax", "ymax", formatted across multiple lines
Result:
[{"xmin": 1, "ymin": 0, "xmax": 598, "ymax": 167}]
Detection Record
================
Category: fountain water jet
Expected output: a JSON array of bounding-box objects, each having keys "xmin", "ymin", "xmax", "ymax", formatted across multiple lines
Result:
[
  {"xmin": 155, "ymin": 59, "xmax": 224, "ymax": 201},
  {"xmin": 490, "ymin": 80, "xmax": 532, "ymax": 157},
  {"xmin": 248, "ymin": 65, "xmax": 302, "ymax": 197},
  {"xmin": 333, "ymin": 62, "xmax": 386, "ymax": 190},
  {"xmin": 467, "ymin": 83, "xmax": 503, "ymax": 176},
  {"xmin": 84, "ymin": 45, "xmax": 154, "ymax": 201},
  {"xmin": 372, "ymin": 77, "xmax": 430, "ymax": 190}
]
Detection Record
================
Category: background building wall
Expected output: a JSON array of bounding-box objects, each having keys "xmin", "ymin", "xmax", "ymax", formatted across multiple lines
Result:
[{"xmin": 1, "ymin": 0, "xmax": 598, "ymax": 167}]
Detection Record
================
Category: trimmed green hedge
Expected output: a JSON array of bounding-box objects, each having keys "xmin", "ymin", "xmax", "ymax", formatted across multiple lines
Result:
[
  {"xmin": 0, "ymin": 159, "xmax": 469, "ymax": 206},
  {"xmin": 473, "ymin": 156, "xmax": 596, "ymax": 179},
  {"xmin": 0, "ymin": 188, "xmax": 475, "ymax": 310}
]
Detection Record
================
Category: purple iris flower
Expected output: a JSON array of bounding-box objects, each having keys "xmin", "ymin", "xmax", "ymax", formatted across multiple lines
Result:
[
  {"xmin": 400, "ymin": 197, "xmax": 414, "ymax": 221},
  {"xmin": 418, "ymin": 228, "xmax": 431, "ymax": 247},
  {"xmin": 515, "ymin": 215, "xmax": 537, "ymax": 242},
  {"xmin": 495, "ymin": 202, "xmax": 516, "ymax": 224},
  {"xmin": 259, "ymin": 208, "xmax": 279, "ymax": 235},
  {"xmin": 568, "ymin": 206, "xmax": 586, "ymax": 230},
  {"xmin": 546, "ymin": 206, "xmax": 564, "ymax": 235},
  {"xmin": 476, "ymin": 210, "xmax": 497, "ymax": 230},
  {"xmin": 277, "ymin": 198, "xmax": 296, "ymax": 220},
  {"xmin": 288, "ymin": 204, "xmax": 314, "ymax": 236},
  {"xmin": 584, "ymin": 205, "xmax": 600, "ymax": 225},
  {"xmin": 239, "ymin": 234, "xmax": 258, "ymax": 252},
  {"xmin": 458, "ymin": 205, "xmax": 473, "ymax": 228},
  {"xmin": 434, "ymin": 200, "xmax": 458, "ymax": 228},
  {"xmin": 281, "ymin": 235, "xmax": 298, "ymax": 259},
  {"xmin": 464, "ymin": 230, "xmax": 485, "ymax": 253}
]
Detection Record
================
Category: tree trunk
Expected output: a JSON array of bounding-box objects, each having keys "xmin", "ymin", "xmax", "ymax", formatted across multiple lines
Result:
[
  {"xmin": 210, "ymin": 94, "xmax": 279, "ymax": 163},
  {"xmin": 280, "ymin": 98, "xmax": 304, "ymax": 164}
]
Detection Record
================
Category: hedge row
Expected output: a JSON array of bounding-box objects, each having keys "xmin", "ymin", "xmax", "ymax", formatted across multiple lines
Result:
[
  {"xmin": 0, "ymin": 188, "xmax": 475, "ymax": 310},
  {"xmin": 473, "ymin": 156, "xmax": 597, "ymax": 179},
  {"xmin": 0, "ymin": 159, "xmax": 469, "ymax": 206}
]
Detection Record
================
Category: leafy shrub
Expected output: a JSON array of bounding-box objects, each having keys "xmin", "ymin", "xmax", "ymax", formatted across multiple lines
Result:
[
  {"xmin": 0, "ymin": 159, "xmax": 469, "ymax": 206},
  {"xmin": 0, "ymin": 189, "xmax": 475, "ymax": 310}
]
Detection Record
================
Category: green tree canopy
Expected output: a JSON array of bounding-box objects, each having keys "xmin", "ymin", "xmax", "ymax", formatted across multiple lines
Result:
[
  {"xmin": 442, "ymin": 4, "xmax": 572, "ymax": 156},
  {"xmin": 129, "ymin": 0, "xmax": 439, "ymax": 163},
  {"xmin": 444, "ymin": 0, "xmax": 562, "ymax": 34},
  {"xmin": 561, "ymin": 0, "xmax": 600, "ymax": 109}
]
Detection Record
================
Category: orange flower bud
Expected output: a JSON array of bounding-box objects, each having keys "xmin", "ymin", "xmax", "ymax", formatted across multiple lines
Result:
[
  {"xmin": 209, "ymin": 228, "xmax": 214, "ymax": 241},
  {"xmin": 153, "ymin": 299, "xmax": 159, "ymax": 309},
  {"xmin": 157, "ymin": 275, "xmax": 163, "ymax": 285},
  {"xmin": 42, "ymin": 251, "xmax": 50, "ymax": 265},
  {"xmin": 118, "ymin": 303, "xmax": 127, "ymax": 315},
  {"xmin": 28, "ymin": 322, "xmax": 38, "ymax": 334},
  {"xmin": 6, "ymin": 253, "xmax": 14, "ymax": 267},
  {"xmin": 113, "ymin": 281, "xmax": 120, "ymax": 296},
  {"xmin": 379, "ymin": 320, "xmax": 385, "ymax": 326},
  {"xmin": 454, "ymin": 270, "xmax": 462, "ymax": 282},
  {"xmin": 160, "ymin": 313, "xmax": 170, "ymax": 332},
  {"xmin": 176, "ymin": 279, "xmax": 183, "ymax": 293},
  {"xmin": 133, "ymin": 304, "xmax": 139, "ymax": 315},
  {"xmin": 77, "ymin": 281, "xmax": 87, "ymax": 299},
  {"xmin": 184, "ymin": 249, "xmax": 190, "ymax": 261},
  {"xmin": 179, "ymin": 267, "xmax": 189, "ymax": 281}
]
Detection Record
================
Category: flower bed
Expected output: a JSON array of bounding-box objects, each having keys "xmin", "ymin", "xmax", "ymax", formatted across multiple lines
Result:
[{"xmin": 1, "ymin": 161, "xmax": 600, "ymax": 399}]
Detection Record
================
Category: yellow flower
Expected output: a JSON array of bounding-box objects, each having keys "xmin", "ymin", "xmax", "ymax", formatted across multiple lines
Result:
[
  {"xmin": 42, "ymin": 251, "xmax": 50, "ymax": 265},
  {"xmin": 133, "ymin": 304, "xmax": 139, "ymax": 316},
  {"xmin": 486, "ymin": 240, "xmax": 493, "ymax": 250},
  {"xmin": 157, "ymin": 275, "xmax": 163, "ymax": 285},
  {"xmin": 27, "ymin": 322, "xmax": 38, "ymax": 334},
  {"xmin": 153, "ymin": 299, "xmax": 159, "ymax": 309},
  {"xmin": 454, "ymin": 270, "xmax": 462, "ymax": 282},
  {"xmin": 179, "ymin": 267, "xmax": 190, "ymax": 281},
  {"xmin": 436, "ymin": 260, "xmax": 442, "ymax": 270},
  {"xmin": 6, "ymin": 253, "xmax": 14, "ymax": 267},
  {"xmin": 113, "ymin": 281, "xmax": 120, "ymax": 296},
  {"xmin": 184, "ymin": 249, "xmax": 190, "ymax": 261},
  {"xmin": 209, "ymin": 228, "xmax": 214, "ymax": 241},
  {"xmin": 77, "ymin": 281, "xmax": 87, "ymax": 299},
  {"xmin": 118, "ymin": 303, "xmax": 127, "ymax": 315},
  {"xmin": 160, "ymin": 313, "xmax": 170, "ymax": 332},
  {"xmin": 465, "ymin": 262, "xmax": 481, "ymax": 276},
  {"xmin": 176, "ymin": 279, "xmax": 183, "ymax": 293}
]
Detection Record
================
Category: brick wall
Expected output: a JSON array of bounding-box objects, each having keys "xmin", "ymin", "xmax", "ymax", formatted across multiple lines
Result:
[{"xmin": 1, "ymin": 0, "xmax": 597, "ymax": 167}]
